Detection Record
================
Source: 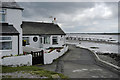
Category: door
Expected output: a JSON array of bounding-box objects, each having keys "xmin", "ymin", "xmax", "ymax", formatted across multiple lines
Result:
[{"xmin": 31, "ymin": 50, "xmax": 44, "ymax": 65}]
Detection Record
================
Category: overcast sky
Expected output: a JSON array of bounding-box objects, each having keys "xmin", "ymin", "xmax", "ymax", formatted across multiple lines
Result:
[{"xmin": 18, "ymin": 2, "xmax": 118, "ymax": 33}]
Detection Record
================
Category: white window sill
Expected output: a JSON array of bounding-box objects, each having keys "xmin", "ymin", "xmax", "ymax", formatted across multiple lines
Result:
[
  {"xmin": 44, "ymin": 43, "xmax": 50, "ymax": 44},
  {"xmin": 52, "ymin": 44, "xmax": 58, "ymax": 45},
  {"xmin": 0, "ymin": 40, "xmax": 12, "ymax": 42},
  {"xmin": 0, "ymin": 21, "xmax": 6, "ymax": 23},
  {"xmin": 0, "ymin": 50, "xmax": 12, "ymax": 52}
]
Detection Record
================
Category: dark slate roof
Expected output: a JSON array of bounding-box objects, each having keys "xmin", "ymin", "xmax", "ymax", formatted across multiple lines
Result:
[
  {"xmin": 0, "ymin": 23, "xmax": 19, "ymax": 35},
  {"xmin": 0, "ymin": 1, "xmax": 23, "ymax": 10},
  {"xmin": 22, "ymin": 21, "xmax": 66, "ymax": 35}
]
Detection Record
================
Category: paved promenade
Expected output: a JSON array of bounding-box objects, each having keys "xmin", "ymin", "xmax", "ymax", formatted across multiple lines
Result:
[{"xmin": 39, "ymin": 44, "xmax": 119, "ymax": 78}]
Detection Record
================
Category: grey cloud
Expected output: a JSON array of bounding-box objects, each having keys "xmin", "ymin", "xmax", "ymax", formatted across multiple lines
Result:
[
  {"xmin": 19, "ymin": 2, "xmax": 95, "ymax": 17},
  {"xmin": 18, "ymin": 2, "xmax": 118, "ymax": 33}
]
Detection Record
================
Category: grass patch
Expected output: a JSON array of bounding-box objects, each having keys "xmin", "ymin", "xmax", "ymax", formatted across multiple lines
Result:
[
  {"xmin": 29, "ymin": 70, "xmax": 67, "ymax": 78},
  {"xmin": 2, "ymin": 66, "xmax": 43, "ymax": 73},
  {"xmin": 2, "ymin": 75, "xmax": 12, "ymax": 78},
  {"xmin": 2, "ymin": 78, "xmax": 60, "ymax": 80},
  {"xmin": 2, "ymin": 66, "xmax": 68, "ymax": 79}
]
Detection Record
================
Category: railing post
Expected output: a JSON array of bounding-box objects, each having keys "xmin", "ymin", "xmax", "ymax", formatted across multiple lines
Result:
[{"xmin": 41, "ymin": 50, "xmax": 44, "ymax": 64}]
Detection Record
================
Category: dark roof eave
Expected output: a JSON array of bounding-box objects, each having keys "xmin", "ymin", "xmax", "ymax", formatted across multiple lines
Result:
[
  {"xmin": 1, "ymin": 7, "xmax": 24, "ymax": 10},
  {"xmin": 23, "ymin": 34, "xmax": 66, "ymax": 36},
  {"xmin": 0, "ymin": 33, "xmax": 20, "ymax": 35}
]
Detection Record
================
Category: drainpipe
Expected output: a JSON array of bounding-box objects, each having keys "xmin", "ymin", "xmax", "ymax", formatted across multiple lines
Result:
[{"xmin": 18, "ymin": 34, "xmax": 19, "ymax": 55}]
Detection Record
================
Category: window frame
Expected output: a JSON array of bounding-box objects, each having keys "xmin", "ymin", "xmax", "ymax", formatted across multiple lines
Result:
[
  {"xmin": 23, "ymin": 37, "xmax": 30, "ymax": 45},
  {"xmin": 52, "ymin": 36, "xmax": 58, "ymax": 45},
  {"xmin": 0, "ymin": 8, "xmax": 6, "ymax": 22},
  {"xmin": 0, "ymin": 36, "xmax": 12, "ymax": 51},
  {"xmin": 44, "ymin": 36, "xmax": 50, "ymax": 44},
  {"xmin": 33, "ymin": 37, "xmax": 38, "ymax": 42}
]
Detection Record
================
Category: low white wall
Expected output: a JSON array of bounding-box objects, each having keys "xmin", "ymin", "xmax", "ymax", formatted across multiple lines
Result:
[
  {"xmin": 44, "ymin": 46, "xmax": 68, "ymax": 64},
  {"xmin": 2, "ymin": 54, "xmax": 32, "ymax": 66},
  {"xmin": 23, "ymin": 46, "xmax": 44, "ymax": 53}
]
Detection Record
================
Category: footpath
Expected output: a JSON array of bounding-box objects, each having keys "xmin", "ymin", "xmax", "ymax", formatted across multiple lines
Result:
[{"xmin": 39, "ymin": 44, "xmax": 119, "ymax": 78}]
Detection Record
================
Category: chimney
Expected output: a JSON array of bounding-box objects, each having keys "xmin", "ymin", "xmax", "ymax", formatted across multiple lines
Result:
[{"xmin": 52, "ymin": 17, "xmax": 57, "ymax": 24}]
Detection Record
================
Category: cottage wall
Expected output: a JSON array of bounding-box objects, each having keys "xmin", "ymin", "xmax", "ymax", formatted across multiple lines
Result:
[
  {"xmin": 23, "ymin": 35, "xmax": 66, "ymax": 49},
  {"xmin": 23, "ymin": 35, "xmax": 40, "ymax": 48},
  {"xmin": 0, "ymin": 35, "xmax": 18, "ymax": 56},
  {"xmin": 6, "ymin": 9, "xmax": 23, "ymax": 54},
  {"xmin": 43, "ymin": 35, "xmax": 66, "ymax": 48}
]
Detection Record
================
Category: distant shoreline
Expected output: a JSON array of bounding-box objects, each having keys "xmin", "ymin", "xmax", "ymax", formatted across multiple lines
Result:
[{"xmin": 66, "ymin": 33, "xmax": 120, "ymax": 35}]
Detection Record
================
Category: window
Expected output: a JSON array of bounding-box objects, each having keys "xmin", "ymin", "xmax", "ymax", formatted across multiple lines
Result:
[
  {"xmin": 0, "ymin": 9, "xmax": 6, "ymax": 22},
  {"xmin": 52, "ymin": 37, "xmax": 58, "ymax": 44},
  {"xmin": 0, "ymin": 37, "xmax": 11, "ymax": 40},
  {"xmin": 44, "ymin": 36, "xmax": 50, "ymax": 44},
  {"xmin": 40, "ymin": 37, "xmax": 42, "ymax": 44},
  {"xmin": 0, "ymin": 37, "xmax": 12, "ymax": 50},
  {"xmin": 23, "ymin": 37, "xmax": 29, "ymax": 45},
  {"xmin": 33, "ymin": 37, "xmax": 38, "ymax": 42}
]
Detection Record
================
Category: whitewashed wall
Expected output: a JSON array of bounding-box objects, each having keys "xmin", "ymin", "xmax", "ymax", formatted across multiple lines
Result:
[
  {"xmin": 44, "ymin": 45, "xmax": 68, "ymax": 64},
  {"xmin": 43, "ymin": 35, "xmax": 66, "ymax": 48},
  {"xmin": 24, "ymin": 35, "xmax": 40, "ymax": 48},
  {"xmin": 23, "ymin": 35, "xmax": 66, "ymax": 49},
  {"xmin": 6, "ymin": 9, "xmax": 23, "ymax": 54},
  {"xmin": 0, "ymin": 35, "xmax": 18, "ymax": 57},
  {"xmin": 2, "ymin": 54, "xmax": 32, "ymax": 66}
]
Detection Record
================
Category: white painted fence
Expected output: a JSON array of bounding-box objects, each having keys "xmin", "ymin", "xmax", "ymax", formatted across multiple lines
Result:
[
  {"xmin": 2, "ymin": 54, "xmax": 32, "ymax": 66},
  {"xmin": 44, "ymin": 46, "xmax": 68, "ymax": 64},
  {"xmin": 1, "ymin": 46, "xmax": 68, "ymax": 66}
]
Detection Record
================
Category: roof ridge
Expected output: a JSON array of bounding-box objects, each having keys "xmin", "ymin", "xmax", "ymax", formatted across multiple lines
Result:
[{"xmin": 22, "ymin": 21, "xmax": 54, "ymax": 24}]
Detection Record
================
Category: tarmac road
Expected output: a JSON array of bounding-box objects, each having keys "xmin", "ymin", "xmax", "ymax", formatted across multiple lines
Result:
[{"xmin": 39, "ymin": 44, "xmax": 119, "ymax": 78}]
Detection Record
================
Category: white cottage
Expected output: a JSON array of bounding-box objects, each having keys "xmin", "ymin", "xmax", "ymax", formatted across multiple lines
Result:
[
  {"xmin": 0, "ymin": 1, "xmax": 23, "ymax": 56},
  {"xmin": 0, "ymin": 1, "xmax": 68, "ymax": 65},
  {"xmin": 22, "ymin": 21, "xmax": 66, "ymax": 50}
]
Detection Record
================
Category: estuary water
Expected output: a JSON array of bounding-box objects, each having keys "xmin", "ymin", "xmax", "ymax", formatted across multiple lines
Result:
[{"xmin": 66, "ymin": 33, "xmax": 119, "ymax": 54}]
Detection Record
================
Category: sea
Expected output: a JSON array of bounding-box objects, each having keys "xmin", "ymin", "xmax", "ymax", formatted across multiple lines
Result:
[{"xmin": 66, "ymin": 33, "xmax": 120, "ymax": 54}]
